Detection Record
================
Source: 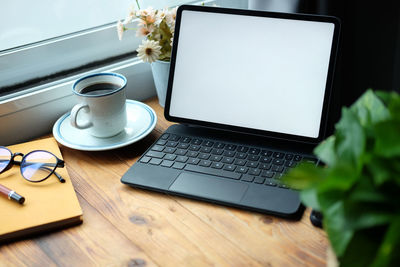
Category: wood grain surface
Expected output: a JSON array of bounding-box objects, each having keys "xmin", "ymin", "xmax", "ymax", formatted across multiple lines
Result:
[{"xmin": 0, "ymin": 97, "xmax": 328, "ymax": 267}]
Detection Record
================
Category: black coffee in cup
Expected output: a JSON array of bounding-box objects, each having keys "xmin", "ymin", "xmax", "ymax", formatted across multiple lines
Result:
[{"xmin": 80, "ymin": 82, "xmax": 121, "ymax": 96}]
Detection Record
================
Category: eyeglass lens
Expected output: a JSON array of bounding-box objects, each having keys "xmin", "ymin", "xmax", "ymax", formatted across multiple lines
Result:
[
  {"xmin": 21, "ymin": 151, "xmax": 58, "ymax": 182},
  {"xmin": 0, "ymin": 147, "xmax": 12, "ymax": 172}
]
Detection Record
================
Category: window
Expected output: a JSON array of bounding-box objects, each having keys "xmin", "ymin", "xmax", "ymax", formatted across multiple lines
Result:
[{"xmin": 0, "ymin": 0, "xmax": 248, "ymax": 145}]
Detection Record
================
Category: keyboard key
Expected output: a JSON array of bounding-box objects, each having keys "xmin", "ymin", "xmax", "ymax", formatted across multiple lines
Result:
[
  {"xmin": 225, "ymin": 144, "xmax": 237, "ymax": 151},
  {"xmin": 271, "ymin": 165, "xmax": 284, "ymax": 173},
  {"xmin": 187, "ymin": 158, "xmax": 200, "ymax": 165},
  {"xmin": 200, "ymin": 147, "xmax": 212, "ymax": 153},
  {"xmin": 249, "ymin": 148, "xmax": 260, "ymax": 155},
  {"xmin": 175, "ymin": 149, "xmax": 187, "ymax": 156},
  {"xmin": 254, "ymin": 177, "xmax": 265, "ymax": 184},
  {"xmin": 160, "ymin": 134, "xmax": 169, "ymax": 140},
  {"xmin": 261, "ymin": 170, "xmax": 275, "ymax": 178},
  {"xmin": 164, "ymin": 154, "xmax": 177, "ymax": 161},
  {"xmin": 261, "ymin": 150, "xmax": 272, "ymax": 157},
  {"xmin": 259, "ymin": 163, "xmax": 271, "ymax": 170},
  {"xmin": 177, "ymin": 143, "xmax": 190, "ymax": 149},
  {"xmin": 214, "ymin": 142, "xmax": 225, "ymax": 149},
  {"xmin": 163, "ymin": 147, "xmax": 176, "ymax": 154},
  {"xmin": 246, "ymin": 161, "xmax": 259, "ymax": 168},
  {"xmin": 273, "ymin": 152, "xmax": 285, "ymax": 159},
  {"xmin": 166, "ymin": 141, "xmax": 178, "ymax": 147},
  {"xmin": 234, "ymin": 159, "xmax": 246, "ymax": 166},
  {"xmin": 210, "ymin": 155, "xmax": 222, "ymax": 162},
  {"xmin": 153, "ymin": 145, "xmax": 166, "ymax": 152},
  {"xmin": 211, "ymin": 148, "xmax": 224, "ymax": 155},
  {"xmin": 223, "ymin": 150, "xmax": 236, "ymax": 157},
  {"xmin": 272, "ymin": 158, "xmax": 284, "ymax": 165},
  {"xmin": 223, "ymin": 164, "xmax": 236, "ymax": 171},
  {"xmin": 189, "ymin": 145, "xmax": 201, "ymax": 151},
  {"xmin": 237, "ymin": 146, "xmax": 249, "ymax": 153},
  {"xmin": 181, "ymin": 137, "xmax": 191, "ymax": 143},
  {"xmin": 285, "ymin": 161, "xmax": 296, "ymax": 168},
  {"xmin": 247, "ymin": 155, "xmax": 260, "ymax": 161},
  {"xmin": 156, "ymin": 139, "xmax": 167, "ymax": 145},
  {"xmin": 236, "ymin": 152, "xmax": 247, "ymax": 159},
  {"xmin": 285, "ymin": 154, "xmax": 294, "ymax": 160},
  {"xmin": 248, "ymin": 168, "xmax": 261, "ymax": 176},
  {"xmin": 265, "ymin": 180, "xmax": 278, "ymax": 187},
  {"xmin": 169, "ymin": 134, "xmax": 180, "ymax": 141},
  {"xmin": 176, "ymin": 156, "xmax": 188, "ymax": 163},
  {"xmin": 187, "ymin": 151, "xmax": 199, "ymax": 158},
  {"xmin": 199, "ymin": 160, "xmax": 212, "ymax": 167},
  {"xmin": 211, "ymin": 162, "xmax": 224, "ymax": 169},
  {"xmin": 146, "ymin": 151, "xmax": 165, "ymax": 159},
  {"xmin": 172, "ymin": 162, "xmax": 185, "ymax": 169},
  {"xmin": 203, "ymin": 140, "xmax": 214, "ymax": 147},
  {"xmin": 222, "ymin": 157, "xmax": 235, "ymax": 164},
  {"xmin": 184, "ymin": 165, "xmax": 241, "ymax": 180},
  {"xmin": 149, "ymin": 158, "xmax": 162, "ymax": 165},
  {"xmin": 191, "ymin": 139, "xmax": 202, "ymax": 145},
  {"xmin": 294, "ymin": 155, "xmax": 302, "ymax": 161},
  {"xmin": 236, "ymin": 166, "xmax": 248, "ymax": 174},
  {"xmin": 259, "ymin": 156, "xmax": 272, "ymax": 163},
  {"xmin": 242, "ymin": 175, "xmax": 254, "ymax": 182},
  {"xmin": 161, "ymin": 160, "xmax": 174, "ymax": 167},
  {"xmin": 198, "ymin": 153, "xmax": 210, "ymax": 160},
  {"xmin": 140, "ymin": 156, "xmax": 151, "ymax": 163}
]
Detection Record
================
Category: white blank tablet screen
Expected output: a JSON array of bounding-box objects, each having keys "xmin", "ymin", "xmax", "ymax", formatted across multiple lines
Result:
[{"xmin": 169, "ymin": 10, "xmax": 335, "ymax": 138}]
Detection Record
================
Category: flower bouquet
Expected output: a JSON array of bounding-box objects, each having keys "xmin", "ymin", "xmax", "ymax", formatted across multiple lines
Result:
[{"xmin": 117, "ymin": 0, "xmax": 176, "ymax": 63}]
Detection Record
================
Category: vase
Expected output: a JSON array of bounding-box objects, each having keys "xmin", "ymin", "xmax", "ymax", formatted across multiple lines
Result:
[{"xmin": 150, "ymin": 60, "xmax": 170, "ymax": 107}]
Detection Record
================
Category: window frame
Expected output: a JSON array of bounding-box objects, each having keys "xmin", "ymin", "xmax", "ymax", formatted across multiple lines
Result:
[{"xmin": 0, "ymin": 0, "xmax": 246, "ymax": 145}]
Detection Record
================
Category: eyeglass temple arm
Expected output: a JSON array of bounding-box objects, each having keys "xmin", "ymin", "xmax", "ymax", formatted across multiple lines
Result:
[{"xmin": 13, "ymin": 160, "xmax": 66, "ymax": 183}]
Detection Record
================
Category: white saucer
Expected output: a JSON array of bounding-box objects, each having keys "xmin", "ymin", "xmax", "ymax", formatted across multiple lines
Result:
[{"xmin": 53, "ymin": 100, "xmax": 157, "ymax": 151}]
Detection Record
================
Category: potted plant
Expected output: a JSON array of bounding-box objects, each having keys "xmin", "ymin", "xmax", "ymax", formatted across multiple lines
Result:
[
  {"xmin": 285, "ymin": 89, "xmax": 400, "ymax": 266},
  {"xmin": 117, "ymin": 0, "xmax": 176, "ymax": 107}
]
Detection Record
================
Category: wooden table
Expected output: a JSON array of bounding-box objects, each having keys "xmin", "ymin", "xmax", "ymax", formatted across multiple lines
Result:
[{"xmin": 0, "ymin": 97, "xmax": 328, "ymax": 266}]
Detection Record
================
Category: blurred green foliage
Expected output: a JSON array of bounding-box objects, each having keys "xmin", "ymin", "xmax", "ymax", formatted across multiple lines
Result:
[{"xmin": 285, "ymin": 89, "xmax": 400, "ymax": 267}]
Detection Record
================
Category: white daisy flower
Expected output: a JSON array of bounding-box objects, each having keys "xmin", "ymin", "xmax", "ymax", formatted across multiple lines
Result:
[
  {"xmin": 117, "ymin": 20, "xmax": 125, "ymax": 40},
  {"xmin": 137, "ymin": 39, "xmax": 162, "ymax": 63},
  {"xmin": 155, "ymin": 8, "xmax": 168, "ymax": 25},
  {"xmin": 140, "ymin": 7, "xmax": 156, "ymax": 24},
  {"xmin": 165, "ymin": 7, "xmax": 177, "ymax": 27},
  {"xmin": 136, "ymin": 24, "xmax": 155, "ymax": 37}
]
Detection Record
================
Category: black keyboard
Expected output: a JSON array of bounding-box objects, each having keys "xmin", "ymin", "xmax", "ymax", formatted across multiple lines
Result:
[{"xmin": 139, "ymin": 133, "xmax": 317, "ymax": 189}]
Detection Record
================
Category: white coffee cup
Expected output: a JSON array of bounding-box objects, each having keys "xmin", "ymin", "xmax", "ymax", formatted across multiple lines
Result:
[{"xmin": 70, "ymin": 73, "xmax": 127, "ymax": 138}]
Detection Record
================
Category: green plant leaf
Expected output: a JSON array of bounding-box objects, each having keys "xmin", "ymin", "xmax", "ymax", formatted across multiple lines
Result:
[
  {"xmin": 314, "ymin": 135, "xmax": 337, "ymax": 165},
  {"xmin": 283, "ymin": 162, "xmax": 326, "ymax": 190},
  {"xmin": 374, "ymin": 120, "xmax": 400, "ymax": 157},
  {"xmin": 334, "ymin": 107, "xmax": 366, "ymax": 171},
  {"xmin": 318, "ymin": 163, "xmax": 359, "ymax": 193},
  {"xmin": 300, "ymin": 188, "xmax": 320, "ymax": 210},
  {"xmin": 366, "ymin": 156, "xmax": 398, "ymax": 186},
  {"xmin": 323, "ymin": 201, "xmax": 353, "ymax": 257},
  {"xmin": 350, "ymin": 89, "xmax": 390, "ymax": 127},
  {"xmin": 371, "ymin": 217, "xmax": 400, "ymax": 267}
]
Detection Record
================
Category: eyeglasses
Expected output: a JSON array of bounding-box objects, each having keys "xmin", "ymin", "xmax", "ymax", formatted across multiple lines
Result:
[{"xmin": 0, "ymin": 146, "xmax": 65, "ymax": 183}]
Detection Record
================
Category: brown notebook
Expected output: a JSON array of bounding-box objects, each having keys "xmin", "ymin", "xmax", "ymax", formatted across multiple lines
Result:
[{"xmin": 0, "ymin": 137, "xmax": 83, "ymax": 243}]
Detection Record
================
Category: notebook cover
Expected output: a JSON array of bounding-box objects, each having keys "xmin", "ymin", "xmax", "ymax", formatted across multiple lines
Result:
[{"xmin": 0, "ymin": 137, "xmax": 83, "ymax": 243}]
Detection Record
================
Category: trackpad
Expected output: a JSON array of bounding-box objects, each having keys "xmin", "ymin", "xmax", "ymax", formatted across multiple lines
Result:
[{"xmin": 169, "ymin": 172, "xmax": 248, "ymax": 203}]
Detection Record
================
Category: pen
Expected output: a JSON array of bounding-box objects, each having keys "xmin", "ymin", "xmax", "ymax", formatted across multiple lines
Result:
[{"xmin": 0, "ymin": 184, "xmax": 25, "ymax": 204}]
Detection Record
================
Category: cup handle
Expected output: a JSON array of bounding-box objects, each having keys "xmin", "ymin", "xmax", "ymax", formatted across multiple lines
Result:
[{"xmin": 70, "ymin": 103, "xmax": 93, "ymax": 129}]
